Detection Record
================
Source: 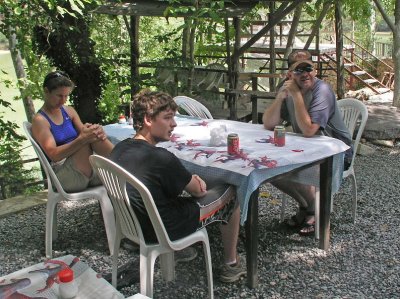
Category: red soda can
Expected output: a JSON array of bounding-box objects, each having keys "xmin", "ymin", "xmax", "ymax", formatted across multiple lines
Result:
[
  {"xmin": 227, "ymin": 133, "xmax": 239, "ymax": 155},
  {"xmin": 274, "ymin": 125, "xmax": 285, "ymax": 147}
]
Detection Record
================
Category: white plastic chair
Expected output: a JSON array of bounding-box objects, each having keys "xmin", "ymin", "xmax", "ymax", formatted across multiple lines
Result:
[
  {"xmin": 337, "ymin": 98, "xmax": 368, "ymax": 222},
  {"xmin": 174, "ymin": 96, "xmax": 214, "ymax": 119},
  {"xmin": 89, "ymin": 155, "xmax": 214, "ymax": 299},
  {"xmin": 23, "ymin": 122, "xmax": 116, "ymax": 258}
]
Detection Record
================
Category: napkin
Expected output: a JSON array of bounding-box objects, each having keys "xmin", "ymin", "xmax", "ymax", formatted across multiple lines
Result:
[{"xmin": 209, "ymin": 124, "xmax": 228, "ymax": 146}]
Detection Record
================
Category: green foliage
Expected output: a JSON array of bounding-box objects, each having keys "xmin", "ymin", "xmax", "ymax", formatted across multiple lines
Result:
[{"xmin": 0, "ymin": 92, "xmax": 38, "ymax": 199}]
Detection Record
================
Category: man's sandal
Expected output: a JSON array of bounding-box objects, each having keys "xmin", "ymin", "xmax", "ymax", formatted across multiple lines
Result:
[{"xmin": 298, "ymin": 219, "xmax": 315, "ymax": 236}]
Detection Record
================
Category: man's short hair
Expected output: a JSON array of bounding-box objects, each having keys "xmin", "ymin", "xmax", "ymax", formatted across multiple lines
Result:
[
  {"xmin": 288, "ymin": 50, "xmax": 312, "ymax": 67},
  {"xmin": 131, "ymin": 90, "xmax": 178, "ymax": 131}
]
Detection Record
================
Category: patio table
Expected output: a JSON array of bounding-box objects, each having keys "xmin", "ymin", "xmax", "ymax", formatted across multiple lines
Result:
[
  {"xmin": 0, "ymin": 255, "xmax": 124, "ymax": 298},
  {"xmin": 104, "ymin": 115, "xmax": 349, "ymax": 288}
]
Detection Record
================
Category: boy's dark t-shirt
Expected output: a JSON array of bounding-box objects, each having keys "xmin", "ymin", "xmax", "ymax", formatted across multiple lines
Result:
[{"xmin": 110, "ymin": 138, "xmax": 200, "ymax": 243}]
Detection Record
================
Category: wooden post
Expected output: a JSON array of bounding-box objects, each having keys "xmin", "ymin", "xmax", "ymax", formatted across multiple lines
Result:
[
  {"xmin": 230, "ymin": 17, "xmax": 241, "ymax": 120},
  {"xmin": 269, "ymin": 2, "xmax": 276, "ymax": 91},
  {"xmin": 225, "ymin": 18, "xmax": 233, "ymax": 115},
  {"xmin": 130, "ymin": 16, "xmax": 140, "ymax": 96},
  {"xmin": 335, "ymin": 1, "xmax": 345, "ymax": 99}
]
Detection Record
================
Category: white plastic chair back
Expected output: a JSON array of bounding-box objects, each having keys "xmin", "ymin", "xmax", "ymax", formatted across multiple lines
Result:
[
  {"xmin": 337, "ymin": 98, "xmax": 369, "ymax": 172},
  {"xmin": 22, "ymin": 121, "xmax": 115, "ymax": 258},
  {"xmin": 337, "ymin": 98, "xmax": 368, "ymax": 222},
  {"xmin": 174, "ymin": 96, "xmax": 213, "ymax": 119},
  {"xmin": 89, "ymin": 155, "xmax": 213, "ymax": 298}
]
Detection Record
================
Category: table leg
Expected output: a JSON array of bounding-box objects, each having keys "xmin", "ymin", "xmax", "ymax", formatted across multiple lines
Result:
[
  {"xmin": 245, "ymin": 189, "xmax": 259, "ymax": 288},
  {"xmin": 319, "ymin": 156, "xmax": 333, "ymax": 250}
]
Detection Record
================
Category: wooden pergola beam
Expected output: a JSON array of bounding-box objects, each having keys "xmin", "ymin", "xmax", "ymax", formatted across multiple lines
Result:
[{"xmin": 233, "ymin": 0, "xmax": 308, "ymax": 60}]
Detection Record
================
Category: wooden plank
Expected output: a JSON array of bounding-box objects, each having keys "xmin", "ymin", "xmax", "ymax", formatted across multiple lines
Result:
[
  {"xmin": 93, "ymin": 0, "xmax": 258, "ymax": 17},
  {"xmin": 239, "ymin": 72, "xmax": 285, "ymax": 80},
  {"xmin": 226, "ymin": 89, "xmax": 277, "ymax": 98}
]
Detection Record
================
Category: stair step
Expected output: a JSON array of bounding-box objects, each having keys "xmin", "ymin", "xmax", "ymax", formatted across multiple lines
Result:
[
  {"xmin": 344, "ymin": 63, "xmax": 354, "ymax": 67},
  {"xmin": 364, "ymin": 79, "xmax": 378, "ymax": 84},
  {"xmin": 352, "ymin": 71, "xmax": 366, "ymax": 75},
  {"xmin": 378, "ymin": 87, "xmax": 391, "ymax": 94}
]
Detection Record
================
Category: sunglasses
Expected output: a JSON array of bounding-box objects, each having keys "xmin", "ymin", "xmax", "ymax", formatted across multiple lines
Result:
[
  {"xmin": 44, "ymin": 71, "xmax": 70, "ymax": 82},
  {"xmin": 48, "ymin": 71, "xmax": 70, "ymax": 79},
  {"xmin": 292, "ymin": 66, "xmax": 314, "ymax": 75}
]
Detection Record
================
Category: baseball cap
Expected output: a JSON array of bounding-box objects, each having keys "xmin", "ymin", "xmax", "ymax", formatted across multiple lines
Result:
[{"xmin": 289, "ymin": 59, "xmax": 314, "ymax": 71}]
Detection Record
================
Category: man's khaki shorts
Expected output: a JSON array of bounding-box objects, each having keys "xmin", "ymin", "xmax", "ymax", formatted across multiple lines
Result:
[{"xmin": 53, "ymin": 156, "xmax": 102, "ymax": 193}]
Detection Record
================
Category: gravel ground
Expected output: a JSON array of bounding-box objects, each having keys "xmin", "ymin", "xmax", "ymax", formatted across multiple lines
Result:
[{"xmin": 1, "ymin": 141, "xmax": 399, "ymax": 298}]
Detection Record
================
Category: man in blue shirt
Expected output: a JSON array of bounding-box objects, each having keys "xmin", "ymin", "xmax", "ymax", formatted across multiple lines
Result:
[{"xmin": 263, "ymin": 50, "xmax": 352, "ymax": 236}]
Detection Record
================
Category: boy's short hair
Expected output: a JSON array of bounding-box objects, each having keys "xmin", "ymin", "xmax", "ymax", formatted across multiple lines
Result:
[{"xmin": 131, "ymin": 90, "xmax": 178, "ymax": 131}]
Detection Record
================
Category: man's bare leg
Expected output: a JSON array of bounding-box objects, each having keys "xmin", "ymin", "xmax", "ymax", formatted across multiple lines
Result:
[{"xmin": 272, "ymin": 178, "xmax": 316, "ymax": 233}]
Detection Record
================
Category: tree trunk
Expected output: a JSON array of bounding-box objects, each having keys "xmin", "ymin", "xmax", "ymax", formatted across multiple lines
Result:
[
  {"xmin": 335, "ymin": 1, "xmax": 345, "ymax": 99},
  {"xmin": 393, "ymin": 2, "xmax": 400, "ymax": 108},
  {"xmin": 33, "ymin": 15, "xmax": 104, "ymax": 123},
  {"xmin": 7, "ymin": 26, "xmax": 35, "ymax": 122},
  {"xmin": 370, "ymin": 0, "xmax": 377, "ymax": 55},
  {"xmin": 182, "ymin": 18, "xmax": 190, "ymax": 60},
  {"xmin": 130, "ymin": 16, "xmax": 140, "ymax": 96}
]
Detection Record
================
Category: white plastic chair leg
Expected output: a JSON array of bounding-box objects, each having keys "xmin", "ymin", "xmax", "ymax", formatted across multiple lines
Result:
[
  {"xmin": 111, "ymin": 234, "xmax": 121, "ymax": 288},
  {"xmin": 141, "ymin": 252, "xmax": 157, "ymax": 298},
  {"xmin": 160, "ymin": 252, "xmax": 175, "ymax": 281},
  {"xmin": 46, "ymin": 200, "xmax": 58, "ymax": 258},
  {"xmin": 98, "ymin": 194, "xmax": 116, "ymax": 255},
  {"xmin": 202, "ymin": 234, "xmax": 214, "ymax": 299},
  {"xmin": 350, "ymin": 174, "xmax": 357, "ymax": 223}
]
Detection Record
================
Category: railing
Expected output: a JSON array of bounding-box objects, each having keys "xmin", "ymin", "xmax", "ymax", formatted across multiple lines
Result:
[
  {"xmin": 344, "ymin": 34, "xmax": 393, "ymax": 71},
  {"xmin": 375, "ymin": 41, "xmax": 392, "ymax": 58}
]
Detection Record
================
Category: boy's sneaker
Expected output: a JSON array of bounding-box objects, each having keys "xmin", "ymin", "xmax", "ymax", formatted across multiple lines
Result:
[
  {"xmin": 175, "ymin": 247, "xmax": 198, "ymax": 264},
  {"xmin": 220, "ymin": 255, "xmax": 247, "ymax": 283}
]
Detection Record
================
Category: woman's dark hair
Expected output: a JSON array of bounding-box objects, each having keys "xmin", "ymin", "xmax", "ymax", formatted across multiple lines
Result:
[
  {"xmin": 131, "ymin": 89, "xmax": 178, "ymax": 131},
  {"xmin": 43, "ymin": 71, "xmax": 75, "ymax": 92}
]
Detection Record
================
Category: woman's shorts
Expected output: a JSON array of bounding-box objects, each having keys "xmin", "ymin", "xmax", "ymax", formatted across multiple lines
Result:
[{"xmin": 53, "ymin": 156, "xmax": 102, "ymax": 193}]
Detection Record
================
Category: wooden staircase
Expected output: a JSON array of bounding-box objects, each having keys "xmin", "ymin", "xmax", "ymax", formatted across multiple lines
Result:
[
  {"xmin": 320, "ymin": 53, "xmax": 391, "ymax": 94},
  {"xmin": 319, "ymin": 34, "xmax": 393, "ymax": 95}
]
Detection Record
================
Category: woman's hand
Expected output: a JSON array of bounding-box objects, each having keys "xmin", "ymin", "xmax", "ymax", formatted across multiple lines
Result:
[
  {"xmin": 80, "ymin": 123, "xmax": 99, "ymax": 143},
  {"xmin": 79, "ymin": 123, "xmax": 107, "ymax": 142},
  {"xmin": 89, "ymin": 124, "xmax": 108, "ymax": 141}
]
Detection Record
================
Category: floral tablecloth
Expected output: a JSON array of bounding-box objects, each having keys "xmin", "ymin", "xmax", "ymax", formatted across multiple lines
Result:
[
  {"xmin": 0, "ymin": 255, "xmax": 124, "ymax": 299},
  {"xmin": 105, "ymin": 116, "xmax": 349, "ymax": 224}
]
